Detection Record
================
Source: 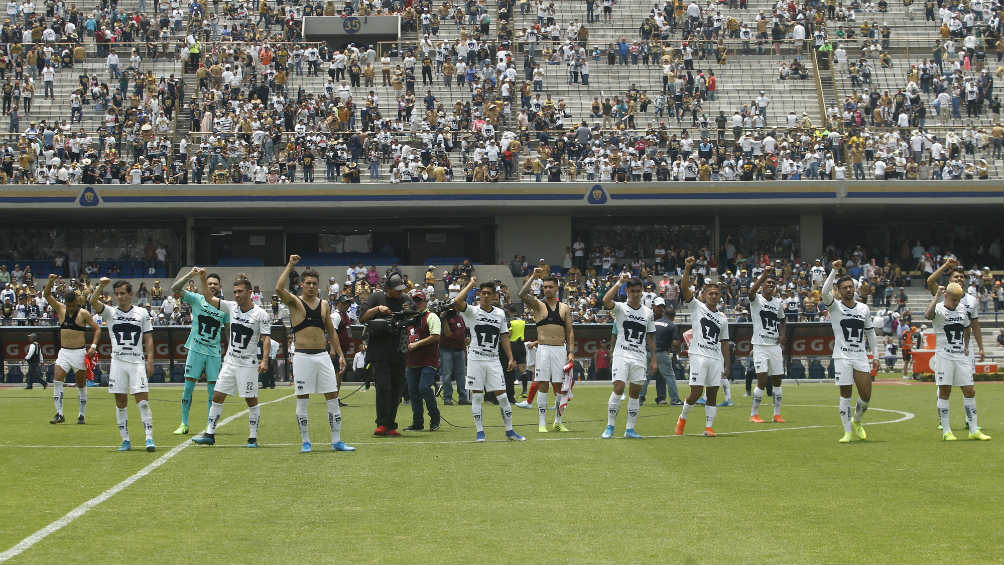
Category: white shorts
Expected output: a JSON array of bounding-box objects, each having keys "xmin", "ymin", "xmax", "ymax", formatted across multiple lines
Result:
[
  {"xmin": 215, "ymin": 362, "xmax": 260, "ymax": 398},
  {"xmin": 934, "ymin": 355, "xmax": 973, "ymax": 387},
  {"xmin": 108, "ymin": 360, "xmax": 148, "ymax": 395},
  {"xmin": 612, "ymin": 357, "xmax": 647, "ymax": 385},
  {"xmin": 752, "ymin": 345, "xmax": 784, "ymax": 376},
  {"xmin": 833, "ymin": 357, "xmax": 870, "ymax": 385},
  {"xmin": 688, "ymin": 355, "xmax": 724, "ymax": 388},
  {"xmin": 55, "ymin": 348, "xmax": 86, "ymax": 374},
  {"xmin": 533, "ymin": 344, "xmax": 567, "ymax": 383},
  {"xmin": 466, "ymin": 358, "xmax": 505, "ymax": 392},
  {"xmin": 292, "ymin": 351, "xmax": 339, "ymax": 395}
]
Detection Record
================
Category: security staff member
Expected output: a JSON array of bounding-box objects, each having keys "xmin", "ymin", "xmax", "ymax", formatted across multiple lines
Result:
[
  {"xmin": 24, "ymin": 332, "xmax": 48, "ymax": 389},
  {"xmin": 649, "ymin": 298, "xmax": 683, "ymax": 405},
  {"xmin": 360, "ymin": 273, "xmax": 414, "ymax": 436}
]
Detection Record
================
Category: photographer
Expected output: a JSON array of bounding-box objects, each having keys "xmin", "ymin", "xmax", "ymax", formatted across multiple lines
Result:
[
  {"xmin": 360, "ymin": 273, "xmax": 414, "ymax": 437},
  {"xmin": 404, "ymin": 291, "xmax": 441, "ymax": 431}
]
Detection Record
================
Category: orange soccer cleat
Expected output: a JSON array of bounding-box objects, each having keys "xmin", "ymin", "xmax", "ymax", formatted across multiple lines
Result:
[
  {"xmin": 772, "ymin": 415, "xmax": 786, "ymax": 423},
  {"xmin": 749, "ymin": 415, "xmax": 765, "ymax": 423},
  {"xmin": 703, "ymin": 427, "xmax": 716, "ymax": 437},
  {"xmin": 674, "ymin": 418, "xmax": 686, "ymax": 435}
]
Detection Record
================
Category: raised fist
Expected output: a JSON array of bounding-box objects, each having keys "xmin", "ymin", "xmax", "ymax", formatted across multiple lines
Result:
[
  {"xmin": 684, "ymin": 256, "xmax": 696, "ymax": 267},
  {"xmin": 619, "ymin": 272, "xmax": 630, "ymax": 282},
  {"xmin": 936, "ymin": 285, "xmax": 945, "ymax": 296},
  {"xmin": 831, "ymin": 260, "xmax": 843, "ymax": 270},
  {"xmin": 98, "ymin": 277, "xmax": 112, "ymax": 286},
  {"xmin": 533, "ymin": 267, "xmax": 544, "ymax": 277},
  {"xmin": 765, "ymin": 265, "xmax": 774, "ymax": 274},
  {"xmin": 470, "ymin": 275, "xmax": 477, "ymax": 284},
  {"xmin": 289, "ymin": 255, "xmax": 301, "ymax": 265},
  {"xmin": 48, "ymin": 273, "xmax": 59, "ymax": 281}
]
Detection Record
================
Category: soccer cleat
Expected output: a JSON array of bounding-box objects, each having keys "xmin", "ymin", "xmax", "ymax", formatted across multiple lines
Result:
[
  {"xmin": 373, "ymin": 425, "xmax": 388, "ymax": 436},
  {"xmin": 173, "ymin": 424, "xmax": 189, "ymax": 435},
  {"xmin": 247, "ymin": 438, "xmax": 259, "ymax": 448},
  {"xmin": 852, "ymin": 420, "xmax": 867, "ymax": 440},
  {"xmin": 624, "ymin": 428, "xmax": 643, "ymax": 439},
  {"xmin": 332, "ymin": 441, "xmax": 356, "ymax": 452},
  {"xmin": 514, "ymin": 401, "xmax": 531, "ymax": 409},
  {"xmin": 538, "ymin": 425, "xmax": 549, "ymax": 433},
  {"xmin": 505, "ymin": 430, "xmax": 526, "ymax": 441},
  {"xmin": 703, "ymin": 427, "xmax": 716, "ymax": 437},
  {"xmin": 695, "ymin": 397, "xmax": 706, "ymax": 405},
  {"xmin": 942, "ymin": 431, "xmax": 958, "ymax": 441},
  {"xmin": 145, "ymin": 439, "xmax": 156, "ymax": 452},
  {"xmin": 839, "ymin": 432, "xmax": 853, "ymax": 443},
  {"xmin": 674, "ymin": 418, "xmax": 686, "ymax": 435},
  {"xmin": 719, "ymin": 400, "xmax": 733, "ymax": 407},
  {"xmin": 937, "ymin": 423, "xmax": 943, "ymax": 430},
  {"xmin": 750, "ymin": 414, "xmax": 765, "ymax": 423},
  {"xmin": 969, "ymin": 429, "xmax": 992, "ymax": 441},
  {"xmin": 772, "ymin": 415, "xmax": 786, "ymax": 423},
  {"xmin": 475, "ymin": 431, "xmax": 486, "ymax": 442},
  {"xmin": 601, "ymin": 425, "xmax": 615, "ymax": 439},
  {"xmin": 553, "ymin": 422, "xmax": 570, "ymax": 432},
  {"xmin": 192, "ymin": 433, "xmax": 215, "ymax": 446},
  {"xmin": 77, "ymin": 415, "xmax": 85, "ymax": 424},
  {"xmin": 387, "ymin": 429, "xmax": 401, "ymax": 437},
  {"xmin": 117, "ymin": 440, "xmax": 131, "ymax": 451},
  {"xmin": 50, "ymin": 413, "xmax": 65, "ymax": 424},
  {"xmin": 300, "ymin": 442, "xmax": 312, "ymax": 453}
]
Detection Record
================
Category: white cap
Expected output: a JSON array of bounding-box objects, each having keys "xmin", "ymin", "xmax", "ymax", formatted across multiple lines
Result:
[{"xmin": 653, "ymin": 297, "xmax": 666, "ymax": 306}]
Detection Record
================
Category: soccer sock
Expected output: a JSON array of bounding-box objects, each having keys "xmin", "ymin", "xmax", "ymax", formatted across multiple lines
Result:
[
  {"xmin": 705, "ymin": 405, "xmax": 717, "ymax": 428},
  {"xmin": 720, "ymin": 378, "xmax": 731, "ymax": 402},
  {"xmin": 937, "ymin": 398, "xmax": 951, "ymax": 433},
  {"xmin": 963, "ymin": 397, "xmax": 978, "ymax": 431},
  {"xmin": 607, "ymin": 391, "xmax": 620, "ymax": 427},
  {"xmin": 554, "ymin": 393, "xmax": 566, "ymax": 424},
  {"xmin": 206, "ymin": 382, "xmax": 216, "ymax": 412},
  {"xmin": 116, "ymin": 407, "xmax": 129, "ymax": 441},
  {"xmin": 773, "ymin": 385, "xmax": 783, "ymax": 416},
  {"xmin": 206, "ymin": 401, "xmax": 223, "ymax": 435},
  {"xmin": 680, "ymin": 402, "xmax": 693, "ymax": 421},
  {"xmin": 78, "ymin": 386, "xmax": 88, "ymax": 418},
  {"xmin": 751, "ymin": 387, "xmax": 764, "ymax": 416},
  {"xmin": 520, "ymin": 371, "xmax": 531, "ymax": 394},
  {"xmin": 180, "ymin": 380, "xmax": 196, "ymax": 426},
  {"xmin": 626, "ymin": 397, "xmax": 640, "ymax": 430},
  {"xmin": 326, "ymin": 398, "xmax": 341, "ymax": 443},
  {"xmin": 137, "ymin": 400, "xmax": 153, "ymax": 441},
  {"xmin": 536, "ymin": 391, "xmax": 547, "ymax": 426},
  {"xmin": 54, "ymin": 381, "xmax": 64, "ymax": 415},
  {"xmin": 853, "ymin": 399, "xmax": 869, "ymax": 423},
  {"xmin": 526, "ymin": 381, "xmax": 539, "ymax": 404},
  {"xmin": 471, "ymin": 392, "xmax": 484, "ymax": 433},
  {"xmin": 296, "ymin": 397, "xmax": 310, "ymax": 443},
  {"xmin": 497, "ymin": 393, "xmax": 513, "ymax": 431},
  {"xmin": 839, "ymin": 397, "xmax": 852, "ymax": 433},
  {"xmin": 248, "ymin": 404, "xmax": 261, "ymax": 440}
]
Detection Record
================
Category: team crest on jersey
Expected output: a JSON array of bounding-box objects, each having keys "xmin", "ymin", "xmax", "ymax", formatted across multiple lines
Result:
[{"xmin": 586, "ymin": 184, "xmax": 608, "ymax": 205}]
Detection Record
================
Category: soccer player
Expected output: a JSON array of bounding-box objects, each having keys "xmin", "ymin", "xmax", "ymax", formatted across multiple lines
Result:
[
  {"xmin": 749, "ymin": 265, "xmax": 786, "ymax": 423},
  {"xmin": 926, "ymin": 284, "xmax": 991, "ymax": 441},
  {"xmin": 453, "ymin": 276, "xmax": 525, "ymax": 442},
  {"xmin": 518, "ymin": 267, "xmax": 576, "ymax": 432},
  {"xmin": 601, "ymin": 274, "xmax": 657, "ymax": 439},
  {"xmin": 91, "ymin": 278, "xmax": 156, "ymax": 452},
  {"xmin": 192, "ymin": 271, "xmax": 272, "ymax": 448},
  {"xmin": 43, "ymin": 274, "xmax": 100, "ymax": 424},
  {"xmin": 170, "ymin": 268, "xmax": 229, "ymax": 435},
  {"xmin": 674, "ymin": 257, "xmax": 730, "ymax": 437},
  {"xmin": 276, "ymin": 255, "xmax": 353, "ymax": 453},
  {"xmin": 821, "ymin": 260, "xmax": 880, "ymax": 443}
]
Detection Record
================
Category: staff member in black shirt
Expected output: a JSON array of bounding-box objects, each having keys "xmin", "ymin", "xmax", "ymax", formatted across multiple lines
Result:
[
  {"xmin": 648, "ymin": 298, "xmax": 683, "ymax": 405},
  {"xmin": 360, "ymin": 273, "xmax": 414, "ymax": 436},
  {"xmin": 24, "ymin": 332, "xmax": 48, "ymax": 389}
]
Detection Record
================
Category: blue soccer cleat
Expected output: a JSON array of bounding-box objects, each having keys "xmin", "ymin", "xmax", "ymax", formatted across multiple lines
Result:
[
  {"xmin": 117, "ymin": 440, "xmax": 131, "ymax": 452},
  {"xmin": 624, "ymin": 429, "xmax": 644, "ymax": 439},
  {"xmin": 145, "ymin": 439, "xmax": 156, "ymax": 452},
  {"xmin": 246, "ymin": 438, "xmax": 259, "ymax": 448},
  {"xmin": 192, "ymin": 433, "xmax": 215, "ymax": 445},
  {"xmin": 719, "ymin": 400, "xmax": 734, "ymax": 407},
  {"xmin": 332, "ymin": 441, "xmax": 356, "ymax": 452},
  {"xmin": 300, "ymin": 442, "xmax": 312, "ymax": 453},
  {"xmin": 601, "ymin": 425, "xmax": 615, "ymax": 439},
  {"xmin": 696, "ymin": 397, "xmax": 706, "ymax": 405},
  {"xmin": 475, "ymin": 431, "xmax": 486, "ymax": 442},
  {"xmin": 505, "ymin": 430, "xmax": 526, "ymax": 441}
]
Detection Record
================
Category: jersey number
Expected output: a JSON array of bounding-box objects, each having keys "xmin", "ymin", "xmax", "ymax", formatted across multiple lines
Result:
[
  {"xmin": 231, "ymin": 324, "xmax": 255, "ymax": 350},
  {"xmin": 840, "ymin": 318, "xmax": 865, "ymax": 345},
  {"xmin": 474, "ymin": 324, "xmax": 500, "ymax": 350},
  {"xmin": 197, "ymin": 315, "xmax": 221, "ymax": 340},
  {"xmin": 112, "ymin": 323, "xmax": 142, "ymax": 347}
]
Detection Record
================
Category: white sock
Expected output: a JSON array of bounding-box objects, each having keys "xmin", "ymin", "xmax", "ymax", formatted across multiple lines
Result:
[
  {"xmin": 537, "ymin": 391, "xmax": 547, "ymax": 426},
  {"xmin": 751, "ymin": 386, "xmax": 764, "ymax": 417},
  {"xmin": 296, "ymin": 397, "xmax": 310, "ymax": 443},
  {"xmin": 705, "ymin": 405, "xmax": 717, "ymax": 428},
  {"xmin": 326, "ymin": 398, "xmax": 342, "ymax": 443},
  {"xmin": 773, "ymin": 385, "xmax": 783, "ymax": 416},
  {"xmin": 720, "ymin": 378, "xmax": 731, "ymax": 402},
  {"xmin": 853, "ymin": 398, "xmax": 869, "ymax": 422},
  {"xmin": 680, "ymin": 401, "xmax": 693, "ymax": 421},
  {"xmin": 78, "ymin": 386, "xmax": 88, "ymax": 418},
  {"xmin": 497, "ymin": 393, "xmax": 514, "ymax": 431},
  {"xmin": 54, "ymin": 381, "xmax": 64, "ymax": 415},
  {"xmin": 206, "ymin": 401, "xmax": 224, "ymax": 435},
  {"xmin": 839, "ymin": 397, "xmax": 852, "ymax": 433},
  {"xmin": 554, "ymin": 393, "xmax": 565, "ymax": 424},
  {"xmin": 116, "ymin": 407, "xmax": 129, "ymax": 441},
  {"xmin": 137, "ymin": 400, "xmax": 153, "ymax": 441},
  {"xmin": 963, "ymin": 397, "xmax": 978, "ymax": 431},
  {"xmin": 607, "ymin": 391, "xmax": 621, "ymax": 427},
  {"xmin": 248, "ymin": 405, "xmax": 261, "ymax": 440},
  {"xmin": 471, "ymin": 393, "xmax": 484, "ymax": 433},
  {"xmin": 937, "ymin": 398, "xmax": 951, "ymax": 433},
  {"xmin": 626, "ymin": 397, "xmax": 640, "ymax": 430}
]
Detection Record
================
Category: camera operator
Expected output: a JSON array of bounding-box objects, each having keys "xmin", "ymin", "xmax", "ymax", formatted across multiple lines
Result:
[
  {"xmin": 360, "ymin": 273, "xmax": 414, "ymax": 436},
  {"xmin": 438, "ymin": 301, "xmax": 470, "ymax": 405},
  {"xmin": 404, "ymin": 291, "xmax": 441, "ymax": 431}
]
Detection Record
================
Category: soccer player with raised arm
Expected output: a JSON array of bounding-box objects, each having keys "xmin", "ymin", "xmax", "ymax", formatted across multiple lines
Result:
[
  {"xmin": 926, "ymin": 284, "xmax": 991, "ymax": 441},
  {"xmin": 749, "ymin": 265, "xmax": 787, "ymax": 423},
  {"xmin": 674, "ymin": 257, "xmax": 730, "ymax": 437},
  {"xmin": 601, "ymin": 274, "xmax": 657, "ymax": 439},
  {"xmin": 44, "ymin": 274, "xmax": 100, "ymax": 424},
  {"xmin": 192, "ymin": 271, "xmax": 272, "ymax": 448},
  {"xmin": 91, "ymin": 278, "xmax": 156, "ymax": 452},
  {"xmin": 822, "ymin": 260, "xmax": 880, "ymax": 443},
  {"xmin": 453, "ymin": 276, "xmax": 525, "ymax": 442},
  {"xmin": 170, "ymin": 268, "xmax": 229, "ymax": 435}
]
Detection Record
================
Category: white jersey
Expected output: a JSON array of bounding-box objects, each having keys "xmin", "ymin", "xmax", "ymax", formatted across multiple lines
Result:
[
  {"xmin": 610, "ymin": 301, "xmax": 655, "ymax": 365},
  {"xmin": 960, "ymin": 293, "xmax": 979, "ymax": 357},
  {"xmin": 750, "ymin": 293, "xmax": 783, "ymax": 347},
  {"xmin": 220, "ymin": 300, "xmax": 271, "ymax": 367},
  {"xmin": 932, "ymin": 302, "xmax": 970, "ymax": 362},
  {"xmin": 103, "ymin": 305, "xmax": 153, "ymax": 364},
  {"xmin": 459, "ymin": 304, "xmax": 508, "ymax": 362},
  {"xmin": 686, "ymin": 298, "xmax": 729, "ymax": 360},
  {"xmin": 822, "ymin": 296, "xmax": 873, "ymax": 360}
]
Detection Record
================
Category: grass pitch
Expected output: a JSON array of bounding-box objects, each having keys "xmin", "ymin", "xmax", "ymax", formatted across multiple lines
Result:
[{"xmin": 1, "ymin": 376, "xmax": 1001, "ymax": 564}]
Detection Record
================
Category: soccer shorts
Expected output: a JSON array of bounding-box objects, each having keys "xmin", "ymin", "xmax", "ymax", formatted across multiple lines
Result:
[
  {"xmin": 292, "ymin": 351, "xmax": 339, "ymax": 395},
  {"xmin": 108, "ymin": 360, "xmax": 149, "ymax": 395},
  {"xmin": 185, "ymin": 350, "xmax": 222, "ymax": 382},
  {"xmin": 612, "ymin": 357, "xmax": 647, "ymax": 385},
  {"xmin": 215, "ymin": 362, "xmax": 260, "ymax": 398},
  {"xmin": 55, "ymin": 347, "xmax": 86, "ymax": 374},
  {"xmin": 466, "ymin": 358, "xmax": 505, "ymax": 392},
  {"xmin": 752, "ymin": 345, "xmax": 784, "ymax": 376},
  {"xmin": 833, "ymin": 357, "xmax": 870, "ymax": 385},
  {"xmin": 688, "ymin": 355, "xmax": 724, "ymax": 388},
  {"xmin": 934, "ymin": 355, "xmax": 973, "ymax": 387},
  {"xmin": 534, "ymin": 344, "xmax": 567, "ymax": 383}
]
